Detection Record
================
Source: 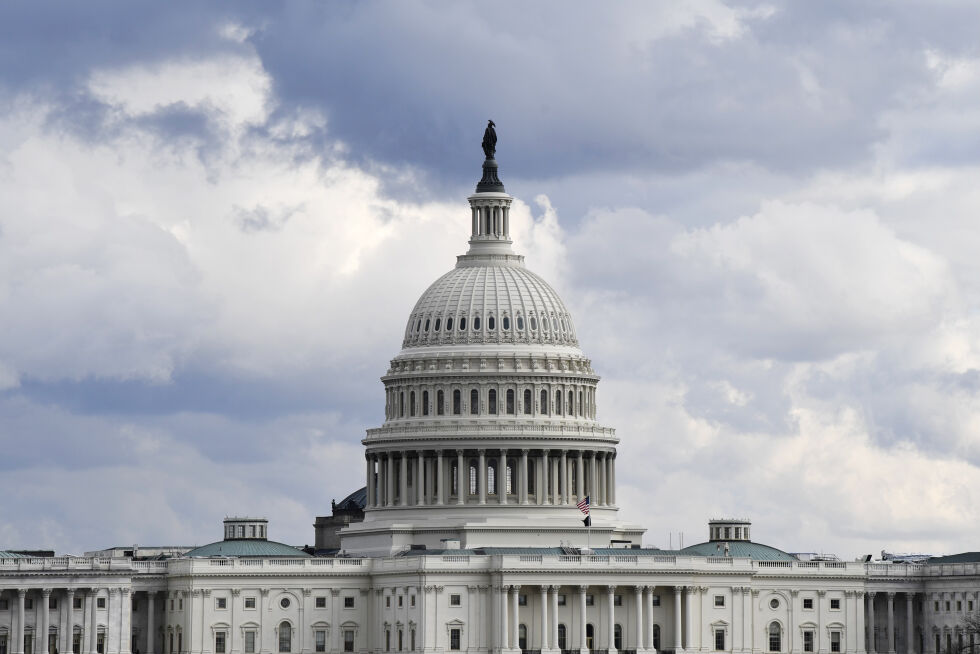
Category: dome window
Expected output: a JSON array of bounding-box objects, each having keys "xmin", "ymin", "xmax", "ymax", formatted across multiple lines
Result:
[
  {"xmin": 562, "ymin": 318, "xmax": 568, "ymax": 331},
  {"xmin": 416, "ymin": 320, "xmax": 421, "ymax": 333},
  {"xmin": 502, "ymin": 316, "xmax": 510, "ymax": 330},
  {"xmin": 517, "ymin": 316, "xmax": 524, "ymax": 330},
  {"xmin": 530, "ymin": 317, "xmax": 538, "ymax": 330},
  {"xmin": 543, "ymin": 317, "xmax": 550, "ymax": 331},
  {"xmin": 434, "ymin": 318, "xmax": 441, "ymax": 332},
  {"xmin": 459, "ymin": 317, "xmax": 466, "ymax": 331},
  {"xmin": 446, "ymin": 317, "xmax": 453, "ymax": 331},
  {"xmin": 424, "ymin": 319, "xmax": 430, "ymax": 332},
  {"xmin": 488, "ymin": 316, "xmax": 495, "ymax": 330},
  {"xmin": 474, "ymin": 316, "xmax": 481, "ymax": 330}
]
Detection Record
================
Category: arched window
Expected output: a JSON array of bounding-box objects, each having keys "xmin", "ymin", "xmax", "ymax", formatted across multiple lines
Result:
[
  {"xmin": 653, "ymin": 625, "xmax": 661, "ymax": 651},
  {"xmin": 459, "ymin": 317, "xmax": 466, "ymax": 331},
  {"xmin": 506, "ymin": 389, "xmax": 515, "ymax": 414},
  {"xmin": 453, "ymin": 390, "xmax": 461, "ymax": 415},
  {"xmin": 502, "ymin": 316, "xmax": 510, "ymax": 330},
  {"xmin": 518, "ymin": 625, "xmax": 527, "ymax": 651},
  {"xmin": 434, "ymin": 318, "xmax": 441, "ymax": 332},
  {"xmin": 540, "ymin": 389, "xmax": 548, "ymax": 415},
  {"xmin": 488, "ymin": 462, "xmax": 496, "ymax": 495},
  {"xmin": 488, "ymin": 389, "xmax": 497, "ymax": 414},
  {"xmin": 437, "ymin": 390, "xmax": 444, "ymax": 415},
  {"xmin": 558, "ymin": 625, "xmax": 567, "ymax": 651},
  {"xmin": 568, "ymin": 391, "xmax": 573, "ymax": 415},
  {"xmin": 410, "ymin": 391, "xmax": 416, "ymax": 417},
  {"xmin": 470, "ymin": 389, "xmax": 479, "ymax": 415},
  {"xmin": 488, "ymin": 316, "xmax": 495, "ymax": 330},
  {"xmin": 614, "ymin": 624, "xmax": 623, "ymax": 651},
  {"xmin": 530, "ymin": 316, "xmax": 538, "ymax": 330},
  {"xmin": 424, "ymin": 319, "xmax": 430, "ymax": 332},
  {"xmin": 586, "ymin": 625, "xmax": 595, "ymax": 650},
  {"xmin": 415, "ymin": 319, "xmax": 421, "ymax": 333},
  {"xmin": 400, "ymin": 392, "xmax": 405, "ymax": 417},
  {"xmin": 469, "ymin": 462, "xmax": 477, "ymax": 495},
  {"xmin": 769, "ymin": 623, "xmax": 781, "ymax": 653},
  {"xmin": 422, "ymin": 391, "xmax": 429, "ymax": 416},
  {"xmin": 446, "ymin": 317, "xmax": 453, "ymax": 331},
  {"xmin": 543, "ymin": 317, "xmax": 550, "ymax": 331},
  {"xmin": 523, "ymin": 389, "xmax": 532, "ymax": 415},
  {"xmin": 578, "ymin": 391, "xmax": 583, "ymax": 417},
  {"xmin": 555, "ymin": 391, "xmax": 562, "ymax": 415},
  {"xmin": 517, "ymin": 315, "xmax": 524, "ymax": 330},
  {"xmin": 474, "ymin": 316, "xmax": 481, "ymax": 330},
  {"xmin": 527, "ymin": 464, "xmax": 535, "ymax": 495},
  {"xmin": 279, "ymin": 622, "xmax": 292, "ymax": 653}
]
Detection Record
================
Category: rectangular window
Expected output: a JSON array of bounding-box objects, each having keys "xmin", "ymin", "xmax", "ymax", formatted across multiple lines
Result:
[
  {"xmin": 450, "ymin": 629, "xmax": 461, "ymax": 651},
  {"xmin": 715, "ymin": 595, "xmax": 726, "ymax": 608},
  {"xmin": 179, "ymin": 599, "xmax": 183, "ymax": 610},
  {"xmin": 215, "ymin": 633, "xmax": 226, "ymax": 654},
  {"xmin": 831, "ymin": 632, "xmax": 841, "ymax": 653},
  {"xmin": 0, "ymin": 599, "xmax": 8, "ymax": 610},
  {"xmin": 25, "ymin": 634, "xmax": 32, "ymax": 654},
  {"xmin": 216, "ymin": 598, "xmax": 227, "ymax": 610},
  {"xmin": 518, "ymin": 595, "xmax": 527, "ymax": 606},
  {"xmin": 398, "ymin": 596, "xmax": 403, "ymax": 608},
  {"xmin": 25, "ymin": 599, "xmax": 34, "ymax": 610},
  {"xmin": 399, "ymin": 630, "xmax": 403, "ymax": 651},
  {"xmin": 957, "ymin": 601, "xmax": 962, "ymax": 611},
  {"xmin": 614, "ymin": 595, "xmax": 622, "ymax": 607},
  {"xmin": 98, "ymin": 598, "xmax": 107, "ymax": 609},
  {"xmin": 49, "ymin": 597, "xmax": 58, "ymax": 610},
  {"xmin": 716, "ymin": 630, "xmax": 725, "ymax": 651},
  {"xmin": 946, "ymin": 601, "xmax": 951, "ymax": 611},
  {"xmin": 245, "ymin": 597, "xmax": 256, "ymax": 609},
  {"xmin": 344, "ymin": 597, "xmax": 355, "ymax": 608},
  {"xmin": 386, "ymin": 630, "xmax": 391, "ymax": 652},
  {"xmin": 830, "ymin": 599, "xmax": 841, "ymax": 610},
  {"xmin": 386, "ymin": 597, "xmax": 391, "ymax": 609},
  {"xmin": 73, "ymin": 633, "xmax": 81, "ymax": 654},
  {"xmin": 315, "ymin": 631, "xmax": 326, "ymax": 653},
  {"xmin": 97, "ymin": 634, "xmax": 105, "ymax": 654},
  {"xmin": 73, "ymin": 598, "xmax": 82, "ymax": 610},
  {"xmin": 804, "ymin": 631, "xmax": 814, "ymax": 653},
  {"xmin": 245, "ymin": 632, "xmax": 256, "ymax": 654},
  {"xmin": 1, "ymin": 635, "xmax": 7, "ymax": 654},
  {"xmin": 49, "ymin": 634, "xmax": 58, "ymax": 654},
  {"xmin": 935, "ymin": 601, "xmax": 939, "ymax": 612},
  {"xmin": 344, "ymin": 631, "xmax": 355, "ymax": 653},
  {"xmin": 411, "ymin": 630, "xmax": 416, "ymax": 651},
  {"xmin": 803, "ymin": 598, "xmax": 813, "ymax": 610},
  {"xmin": 557, "ymin": 595, "xmax": 567, "ymax": 606},
  {"xmin": 450, "ymin": 594, "xmax": 461, "ymax": 607},
  {"xmin": 970, "ymin": 600, "xmax": 975, "ymax": 612},
  {"xmin": 411, "ymin": 595, "xmax": 416, "ymax": 607},
  {"xmin": 651, "ymin": 595, "xmax": 661, "ymax": 607},
  {"xmin": 586, "ymin": 594, "xmax": 594, "ymax": 606}
]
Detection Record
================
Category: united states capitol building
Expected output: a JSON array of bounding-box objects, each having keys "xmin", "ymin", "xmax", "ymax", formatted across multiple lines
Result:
[{"xmin": 2, "ymin": 131, "xmax": 978, "ymax": 654}]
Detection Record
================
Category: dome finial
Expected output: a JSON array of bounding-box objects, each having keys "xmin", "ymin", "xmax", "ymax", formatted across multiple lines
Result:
[{"xmin": 476, "ymin": 120, "xmax": 505, "ymax": 193}]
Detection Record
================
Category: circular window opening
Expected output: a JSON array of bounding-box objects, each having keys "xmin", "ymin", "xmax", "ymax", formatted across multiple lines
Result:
[
  {"xmin": 474, "ymin": 316, "xmax": 481, "ymax": 330},
  {"xmin": 434, "ymin": 318, "xmax": 441, "ymax": 332},
  {"xmin": 530, "ymin": 317, "xmax": 538, "ymax": 330},
  {"xmin": 769, "ymin": 598, "xmax": 779, "ymax": 610},
  {"xmin": 543, "ymin": 317, "xmax": 550, "ymax": 331},
  {"xmin": 446, "ymin": 317, "xmax": 453, "ymax": 331},
  {"xmin": 517, "ymin": 316, "xmax": 524, "ymax": 330},
  {"xmin": 424, "ymin": 319, "xmax": 430, "ymax": 332},
  {"xmin": 488, "ymin": 316, "xmax": 495, "ymax": 330},
  {"xmin": 459, "ymin": 317, "xmax": 466, "ymax": 331},
  {"xmin": 280, "ymin": 598, "xmax": 291, "ymax": 609},
  {"xmin": 502, "ymin": 316, "xmax": 510, "ymax": 330}
]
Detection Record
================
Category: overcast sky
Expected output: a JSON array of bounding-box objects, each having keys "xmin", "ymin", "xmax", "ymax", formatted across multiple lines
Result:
[{"xmin": 2, "ymin": 1, "xmax": 979, "ymax": 558}]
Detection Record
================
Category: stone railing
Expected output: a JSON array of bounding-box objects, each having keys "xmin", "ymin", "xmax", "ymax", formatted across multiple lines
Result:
[
  {"xmin": 365, "ymin": 422, "xmax": 617, "ymax": 442},
  {"xmin": 495, "ymin": 554, "xmax": 872, "ymax": 575},
  {"xmin": 0, "ymin": 557, "xmax": 370, "ymax": 574}
]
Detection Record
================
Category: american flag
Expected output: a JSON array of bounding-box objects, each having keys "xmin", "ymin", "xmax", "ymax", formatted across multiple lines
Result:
[{"xmin": 577, "ymin": 495, "xmax": 590, "ymax": 515}]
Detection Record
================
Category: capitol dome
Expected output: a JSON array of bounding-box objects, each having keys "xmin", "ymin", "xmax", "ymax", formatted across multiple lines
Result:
[{"xmin": 402, "ymin": 261, "xmax": 579, "ymax": 349}]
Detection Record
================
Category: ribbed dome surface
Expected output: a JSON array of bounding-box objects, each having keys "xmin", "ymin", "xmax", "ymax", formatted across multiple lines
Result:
[{"xmin": 402, "ymin": 261, "xmax": 578, "ymax": 349}]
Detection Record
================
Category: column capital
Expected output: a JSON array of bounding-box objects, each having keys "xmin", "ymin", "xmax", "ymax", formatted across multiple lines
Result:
[
  {"xmin": 231, "ymin": 589, "xmax": 241, "ymax": 596},
  {"xmin": 477, "ymin": 449, "xmax": 485, "ymax": 455},
  {"xmin": 817, "ymin": 590, "xmax": 827, "ymax": 597},
  {"xmin": 887, "ymin": 592, "xmax": 896, "ymax": 599},
  {"xmin": 606, "ymin": 585, "xmax": 616, "ymax": 594},
  {"xmin": 578, "ymin": 585, "xmax": 588, "ymax": 593},
  {"xmin": 302, "ymin": 588, "xmax": 312, "ymax": 597},
  {"xmin": 456, "ymin": 449, "xmax": 464, "ymax": 455},
  {"xmin": 540, "ymin": 585, "xmax": 550, "ymax": 592},
  {"xmin": 857, "ymin": 591, "xmax": 865, "ymax": 598},
  {"xmin": 119, "ymin": 588, "xmax": 129, "ymax": 597},
  {"xmin": 511, "ymin": 585, "xmax": 521, "ymax": 592},
  {"xmin": 674, "ymin": 586, "xmax": 683, "ymax": 593},
  {"xmin": 17, "ymin": 589, "xmax": 27, "ymax": 597},
  {"xmin": 260, "ymin": 589, "xmax": 271, "ymax": 597},
  {"xmin": 868, "ymin": 591, "xmax": 877, "ymax": 599},
  {"xmin": 521, "ymin": 448, "xmax": 529, "ymax": 455},
  {"xmin": 41, "ymin": 588, "xmax": 53, "ymax": 596}
]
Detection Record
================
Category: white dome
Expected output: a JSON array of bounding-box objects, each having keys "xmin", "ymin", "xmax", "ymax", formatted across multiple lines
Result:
[{"xmin": 402, "ymin": 257, "xmax": 578, "ymax": 349}]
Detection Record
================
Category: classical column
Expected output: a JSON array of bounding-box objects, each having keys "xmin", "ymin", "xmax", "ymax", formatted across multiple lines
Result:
[
  {"xmin": 595, "ymin": 453, "xmax": 604, "ymax": 506},
  {"xmin": 560, "ymin": 451, "xmax": 568, "ymax": 505},
  {"xmin": 607, "ymin": 586, "xmax": 617, "ymax": 653},
  {"xmin": 511, "ymin": 587, "xmax": 521, "ymax": 651},
  {"xmin": 905, "ymin": 594, "xmax": 914, "ymax": 654},
  {"xmin": 635, "ymin": 587, "xmax": 644, "ymax": 653},
  {"xmin": 89, "ymin": 590, "xmax": 100, "ymax": 654},
  {"xmin": 503, "ymin": 206, "xmax": 510, "ymax": 236},
  {"xmin": 456, "ymin": 450, "xmax": 465, "ymax": 504},
  {"xmin": 437, "ymin": 451, "xmax": 445, "ymax": 505},
  {"xmin": 39, "ymin": 589, "xmax": 51, "ymax": 654},
  {"xmin": 144, "ymin": 592, "xmax": 154, "ymax": 654},
  {"xmin": 590, "ymin": 454, "xmax": 598, "ymax": 505},
  {"xmin": 869, "ymin": 593, "xmax": 877, "ymax": 654},
  {"xmin": 551, "ymin": 587, "xmax": 560, "ymax": 653},
  {"xmin": 685, "ymin": 588, "xmax": 694, "ymax": 653},
  {"xmin": 499, "ymin": 451, "xmax": 508, "ymax": 505},
  {"xmin": 400, "ymin": 454, "xmax": 409, "ymax": 506},
  {"xmin": 499, "ymin": 587, "xmax": 509, "ymax": 653},
  {"xmin": 540, "ymin": 587, "xmax": 550, "ymax": 651},
  {"xmin": 541, "ymin": 450, "xmax": 551, "ymax": 505},
  {"xmin": 579, "ymin": 587, "xmax": 588, "ymax": 654},
  {"xmin": 888, "ymin": 593, "xmax": 896, "ymax": 654},
  {"xmin": 520, "ymin": 450, "xmax": 529, "ymax": 505},
  {"xmin": 674, "ymin": 587, "xmax": 684, "ymax": 653},
  {"xmin": 817, "ymin": 591, "xmax": 825, "ymax": 654},
  {"xmin": 479, "ymin": 450, "xmax": 487, "ymax": 505},
  {"xmin": 67, "ymin": 588, "xmax": 78, "ymax": 654},
  {"xmin": 576, "ymin": 452, "xmax": 584, "ymax": 500},
  {"xmin": 16, "ymin": 589, "xmax": 26, "ymax": 654},
  {"xmin": 857, "ymin": 592, "xmax": 866, "ymax": 654},
  {"xmin": 386, "ymin": 454, "xmax": 395, "ymax": 507},
  {"xmin": 609, "ymin": 455, "xmax": 616, "ymax": 505},
  {"xmin": 366, "ymin": 457, "xmax": 375, "ymax": 508},
  {"xmin": 81, "ymin": 590, "xmax": 91, "ymax": 654},
  {"xmin": 417, "ymin": 451, "xmax": 426, "ymax": 505}
]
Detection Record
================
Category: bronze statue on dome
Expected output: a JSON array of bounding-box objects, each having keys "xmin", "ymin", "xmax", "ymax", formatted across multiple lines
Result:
[{"xmin": 482, "ymin": 120, "xmax": 496, "ymax": 158}]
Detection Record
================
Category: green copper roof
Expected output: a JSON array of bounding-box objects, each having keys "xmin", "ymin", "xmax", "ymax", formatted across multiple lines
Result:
[
  {"xmin": 0, "ymin": 551, "xmax": 30, "ymax": 559},
  {"xmin": 678, "ymin": 541, "xmax": 796, "ymax": 561},
  {"xmin": 928, "ymin": 552, "xmax": 980, "ymax": 564},
  {"xmin": 184, "ymin": 540, "xmax": 310, "ymax": 558}
]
